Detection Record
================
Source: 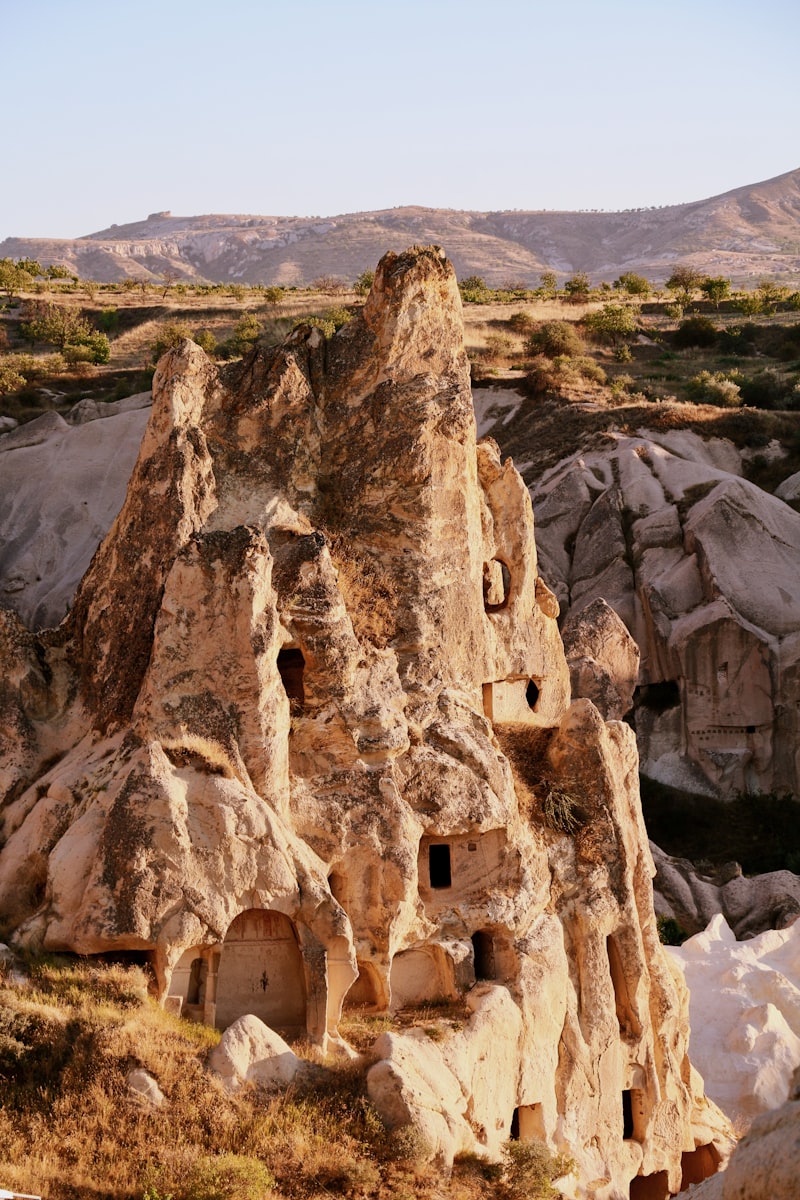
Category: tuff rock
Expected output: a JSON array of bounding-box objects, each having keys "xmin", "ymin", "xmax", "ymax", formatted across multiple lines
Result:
[
  {"xmin": 531, "ymin": 431, "xmax": 800, "ymax": 800},
  {"xmin": 0, "ymin": 247, "xmax": 731, "ymax": 1197}
]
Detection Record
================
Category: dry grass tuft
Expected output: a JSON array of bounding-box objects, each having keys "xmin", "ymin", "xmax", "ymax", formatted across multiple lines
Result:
[{"xmin": 326, "ymin": 535, "xmax": 399, "ymax": 649}]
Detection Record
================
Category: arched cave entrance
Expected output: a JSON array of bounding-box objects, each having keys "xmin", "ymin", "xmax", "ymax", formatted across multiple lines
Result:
[{"xmin": 215, "ymin": 909, "xmax": 307, "ymax": 1035}]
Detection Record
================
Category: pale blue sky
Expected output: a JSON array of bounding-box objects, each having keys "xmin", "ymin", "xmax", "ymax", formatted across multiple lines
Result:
[{"xmin": 3, "ymin": 0, "xmax": 799, "ymax": 238}]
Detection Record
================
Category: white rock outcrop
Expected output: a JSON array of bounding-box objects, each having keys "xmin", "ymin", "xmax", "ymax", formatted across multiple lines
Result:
[
  {"xmin": 667, "ymin": 915, "xmax": 800, "ymax": 1125},
  {"xmin": 0, "ymin": 248, "xmax": 731, "ymax": 1197}
]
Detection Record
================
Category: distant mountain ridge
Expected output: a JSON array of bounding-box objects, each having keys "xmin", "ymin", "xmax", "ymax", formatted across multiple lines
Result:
[{"xmin": 3, "ymin": 168, "xmax": 800, "ymax": 286}]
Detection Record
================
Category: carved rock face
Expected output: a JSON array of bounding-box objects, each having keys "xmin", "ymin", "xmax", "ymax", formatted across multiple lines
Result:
[
  {"xmin": 532, "ymin": 431, "xmax": 800, "ymax": 800},
  {"xmin": 0, "ymin": 247, "xmax": 730, "ymax": 1192}
]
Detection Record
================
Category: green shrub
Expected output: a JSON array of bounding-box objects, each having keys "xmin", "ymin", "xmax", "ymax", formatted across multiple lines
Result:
[
  {"xmin": 737, "ymin": 368, "xmax": 796, "ymax": 409},
  {"xmin": 657, "ymin": 917, "xmax": 688, "ymax": 946},
  {"xmin": 502, "ymin": 1139, "xmax": 574, "ymax": 1200},
  {"xmin": 672, "ymin": 316, "xmax": 718, "ymax": 348},
  {"xmin": 151, "ymin": 323, "xmax": 193, "ymax": 360},
  {"xmin": 687, "ymin": 369, "xmax": 742, "ymax": 407},
  {"xmin": 353, "ymin": 270, "xmax": 374, "ymax": 297},
  {"xmin": 192, "ymin": 329, "xmax": 217, "ymax": 356},
  {"xmin": 508, "ymin": 311, "xmax": 535, "ymax": 334},
  {"xmin": 182, "ymin": 1155, "xmax": 274, "ymax": 1200},
  {"xmin": 526, "ymin": 320, "xmax": 584, "ymax": 358},
  {"xmin": 584, "ymin": 303, "xmax": 638, "ymax": 346}
]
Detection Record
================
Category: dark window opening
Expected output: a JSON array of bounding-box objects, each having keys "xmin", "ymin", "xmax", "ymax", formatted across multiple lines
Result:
[
  {"xmin": 472, "ymin": 930, "xmax": 496, "ymax": 980},
  {"xmin": 277, "ymin": 647, "xmax": 305, "ymax": 711},
  {"xmin": 634, "ymin": 680, "xmax": 680, "ymax": 714},
  {"xmin": 526, "ymin": 679, "xmax": 541, "ymax": 710},
  {"xmin": 429, "ymin": 844, "xmax": 452, "ymax": 889},
  {"xmin": 509, "ymin": 1108, "xmax": 520, "ymax": 1141},
  {"xmin": 746, "ymin": 724, "xmax": 755, "ymax": 734},
  {"xmin": 483, "ymin": 559, "xmax": 512, "ymax": 613},
  {"xmin": 622, "ymin": 1090, "xmax": 634, "ymax": 1140}
]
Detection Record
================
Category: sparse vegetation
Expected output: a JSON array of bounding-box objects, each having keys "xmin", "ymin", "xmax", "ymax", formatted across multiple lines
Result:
[{"xmin": 0, "ymin": 954, "xmax": 574, "ymax": 1200}]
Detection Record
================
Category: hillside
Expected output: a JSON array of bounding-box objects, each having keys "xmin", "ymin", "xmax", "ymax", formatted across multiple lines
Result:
[{"xmin": 2, "ymin": 168, "xmax": 800, "ymax": 287}]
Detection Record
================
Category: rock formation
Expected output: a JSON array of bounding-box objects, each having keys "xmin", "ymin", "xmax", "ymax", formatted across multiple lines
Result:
[
  {"xmin": 0, "ymin": 247, "xmax": 731, "ymax": 1197},
  {"xmin": 653, "ymin": 844, "xmax": 800, "ymax": 939},
  {"xmin": 666, "ymin": 916, "xmax": 800, "ymax": 1128},
  {"xmin": 686, "ymin": 1068, "xmax": 800, "ymax": 1200},
  {"xmin": 531, "ymin": 431, "xmax": 800, "ymax": 801}
]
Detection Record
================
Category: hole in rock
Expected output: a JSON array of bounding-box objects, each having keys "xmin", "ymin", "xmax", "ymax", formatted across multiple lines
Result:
[
  {"xmin": 472, "ymin": 930, "xmax": 496, "ymax": 980},
  {"xmin": 483, "ymin": 559, "xmax": 512, "ymax": 612},
  {"xmin": 635, "ymin": 680, "xmax": 680, "ymax": 713},
  {"xmin": 277, "ymin": 647, "xmax": 305, "ymax": 710},
  {"xmin": 186, "ymin": 957, "xmax": 207, "ymax": 1006},
  {"xmin": 629, "ymin": 1170, "xmax": 669, "ymax": 1200},
  {"xmin": 526, "ymin": 679, "xmax": 541, "ymax": 710},
  {"xmin": 746, "ymin": 724, "xmax": 755, "ymax": 734},
  {"xmin": 344, "ymin": 960, "xmax": 383, "ymax": 1010},
  {"xmin": 680, "ymin": 1144, "xmax": 721, "ymax": 1189},
  {"xmin": 622, "ymin": 1088, "xmax": 646, "ymax": 1142},
  {"xmin": 429, "ymin": 844, "xmax": 452, "ymax": 889},
  {"xmin": 509, "ymin": 1103, "xmax": 545, "ymax": 1142}
]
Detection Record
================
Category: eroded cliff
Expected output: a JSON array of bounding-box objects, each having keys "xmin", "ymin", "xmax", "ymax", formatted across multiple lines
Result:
[{"xmin": 0, "ymin": 247, "xmax": 730, "ymax": 1198}]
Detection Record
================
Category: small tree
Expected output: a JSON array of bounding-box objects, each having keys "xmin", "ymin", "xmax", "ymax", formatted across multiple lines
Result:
[
  {"xmin": 0, "ymin": 258, "xmax": 34, "ymax": 298},
  {"xmin": 666, "ymin": 266, "xmax": 704, "ymax": 309},
  {"xmin": 353, "ymin": 269, "xmax": 374, "ymax": 297},
  {"xmin": 584, "ymin": 303, "xmax": 638, "ymax": 347},
  {"xmin": 311, "ymin": 274, "xmax": 347, "ymax": 296},
  {"xmin": 539, "ymin": 270, "xmax": 557, "ymax": 296},
  {"xmin": 563, "ymin": 271, "xmax": 591, "ymax": 300},
  {"xmin": 700, "ymin": 276, "xmax": 731, "ymax": 309},
  {"xmin": 614, "ymin": 272, "xmax": 651, "ymax": 298}
]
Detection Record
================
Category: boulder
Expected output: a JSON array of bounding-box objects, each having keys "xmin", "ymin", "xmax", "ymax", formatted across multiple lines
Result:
[
  {"xmin": 125, "ymin": 1067, "xmax": 165, "ymax": 1107},
  {"xmin": 667, "ymin": 915, "xmax": 800, "ymax": 1125},
  {"xmin": 209, "ymin": 1014, "xmax": 305, "ymax": 1092},
  {"xmin": 562, "ymin": 597, "xmax": 640, "ymax": 720}
]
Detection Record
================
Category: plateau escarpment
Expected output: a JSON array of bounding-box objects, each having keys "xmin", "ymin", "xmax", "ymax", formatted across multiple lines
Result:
[{"xmin": 0, "ymin": 247, "xmax": 730, "ymax": 1197}]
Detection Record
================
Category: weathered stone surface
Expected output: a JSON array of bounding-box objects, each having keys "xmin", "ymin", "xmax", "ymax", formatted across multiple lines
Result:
[
  {"xmin": 667, "ymin": 916, "xmax": 800, "ymax": 1125},
  {"xmin": 687, "ymin": 1072, "xmax": 800, "ymax": 1200},
  {"xmin": 0, "ymin": 248, "xmax": 729, "ymax": 1196},
  {"xmin": 653, "ymin": 843, "xmax": 800, "ymax": 939},
  {"xmin": 532, "ymin": 431, "xmax": 800, "ymax": 799},
  {"xmin": 562, "ymin": 597, "xmax": 639, "ymax": 720},
  {"xmin": 0, "ymin": 401, "xmax": 149, "ymax": 629},
  {"xmin": 209, "ymin": 1014, "xmax": 305, "ymax": 1092}
]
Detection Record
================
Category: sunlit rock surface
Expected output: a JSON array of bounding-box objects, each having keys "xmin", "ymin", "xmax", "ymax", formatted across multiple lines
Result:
[{"xmin": 0, "ymin": 248, "xmax": 730, "ymax": 1196}]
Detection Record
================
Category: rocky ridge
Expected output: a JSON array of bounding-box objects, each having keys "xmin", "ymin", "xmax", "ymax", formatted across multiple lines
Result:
[
  {"xmin": 2, "ymin": 167, "xmax": 800, "ymax": 285},
  {"xmin": 0, "ymin": 247, "xmax": 730, "ymax": 1197}
]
